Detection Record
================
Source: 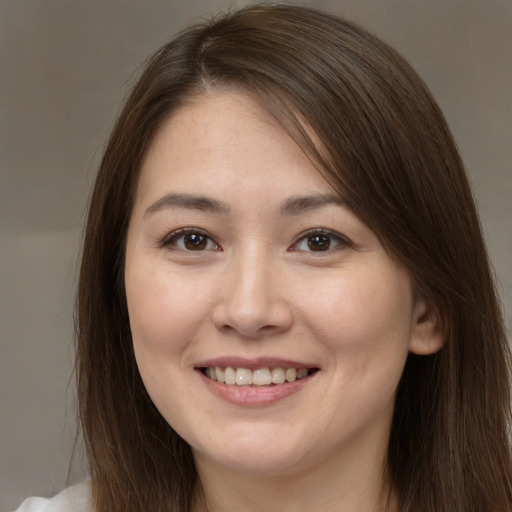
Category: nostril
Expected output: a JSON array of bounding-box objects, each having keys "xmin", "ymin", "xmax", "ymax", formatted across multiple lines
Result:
[{"xmin": 212, "ymin": 303, "xmax": 293, "ymax": 339}]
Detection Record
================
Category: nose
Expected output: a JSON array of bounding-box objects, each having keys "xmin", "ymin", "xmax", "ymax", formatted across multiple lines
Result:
[{"xmin": 211, "ymin": 247, "xmax": 293, "ymax": 339}]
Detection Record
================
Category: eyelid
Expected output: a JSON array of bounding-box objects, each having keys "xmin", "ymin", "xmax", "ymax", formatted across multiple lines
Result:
[
  {"xmin": 159, "ymin": 226, "xmax": 350, "ymax": 253},
  {"xmin": 161, "ymin": 227, "xmax": 222, "ymax": 251},
  {"xmin": 289, "ymin": 228, "xmax": 352, "ymax": 252}
]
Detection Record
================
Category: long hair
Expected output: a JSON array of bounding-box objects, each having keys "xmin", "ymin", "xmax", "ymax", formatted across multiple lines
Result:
[{"xmin": 76, "ymin": 4, "xmax": 512, "ymax": 511}]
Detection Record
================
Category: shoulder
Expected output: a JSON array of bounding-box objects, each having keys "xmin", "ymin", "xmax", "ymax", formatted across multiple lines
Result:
[{"xmin": 11, "ymin": 482, "xmax": 92, "ymax": 512}]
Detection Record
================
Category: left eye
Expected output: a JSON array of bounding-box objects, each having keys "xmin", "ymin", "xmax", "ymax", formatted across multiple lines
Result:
[
  {"xmin": 162, "ymin": 229, "xmax": 220, "ymax": 251},
  {"xmin": 292, "ymin": 230, "xmax": 349, "ymax": 252}
]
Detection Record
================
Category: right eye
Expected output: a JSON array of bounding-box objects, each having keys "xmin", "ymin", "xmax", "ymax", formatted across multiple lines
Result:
[{"xmin": 162, "ymin": 228, "xmax": 221, "ymax": 251}]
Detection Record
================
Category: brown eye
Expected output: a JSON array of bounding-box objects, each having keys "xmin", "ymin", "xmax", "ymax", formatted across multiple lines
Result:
[
  {"xmin": 162, "ymin": 229, "xmax": 221, "ymax": 251},
  {"xmin": 291, "ymin": 229, "xmax": 350, "ymax": 253},
  {"xmin": 307, "ymin": 234, "xmax": 331, "ymax": 251},
  {"xmin": 184, "ymin": 233, "xmax": 208, "ymax": 250}
]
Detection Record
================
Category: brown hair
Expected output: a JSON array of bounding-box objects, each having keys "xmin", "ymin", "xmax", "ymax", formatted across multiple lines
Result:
[{"xmin": 77, "ymin": 4, "xmax": 512, "ymax": 511}]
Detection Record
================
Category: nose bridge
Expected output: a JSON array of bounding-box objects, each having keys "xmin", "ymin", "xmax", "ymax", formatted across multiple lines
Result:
[
  {"xmin": 213, "ymin": 241, "xmax": 291, "ymax": 338},
  {"xmin": 235, "ymin": 243, "xmax": 273, "ymax": 307}
]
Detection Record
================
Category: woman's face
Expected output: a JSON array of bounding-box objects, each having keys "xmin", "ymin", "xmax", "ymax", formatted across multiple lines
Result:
[{"xmin": 124, "ymin": 90, "xmax": 442, "ymax": 478}]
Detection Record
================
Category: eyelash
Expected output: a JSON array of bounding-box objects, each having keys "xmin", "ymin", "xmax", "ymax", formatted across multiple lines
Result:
[
  {"xmin": 291, "ymin": 229, "xmax": 351, "ymax": 253},
  {"xmin": 161, "ymin": 227, "xmax": 221, "ymax": 251},
  {"xmin": 160, "ymin": 227, "xmax": 351, "ymax": 253}
]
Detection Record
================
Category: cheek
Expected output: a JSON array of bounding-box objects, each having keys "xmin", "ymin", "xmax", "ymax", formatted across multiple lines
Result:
[
  {"xmin": 124, "ymin": 263, "xmax": 213, "ymax": 421},
  {"xmin": 125, "ymin": 261, "xmax": 213, "ymax": 360},
  {"xmin": 297, "ymin": 264, "xmax": 414, "ymax": 356}
]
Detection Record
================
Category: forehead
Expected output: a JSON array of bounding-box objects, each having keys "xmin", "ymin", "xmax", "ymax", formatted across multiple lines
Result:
[{"xmin": 134, "ymin": 89, "xmax": 334, "ymax": 207}]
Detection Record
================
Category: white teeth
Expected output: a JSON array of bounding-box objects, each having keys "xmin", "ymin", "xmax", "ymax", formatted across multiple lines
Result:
[
  {"xmin": 204, "ymin": 366, "xmax": 313, "ymax": 386},
  {"xmin": 215, "ymin": 367, "xmax": 224, "ymax": 382},
  {"xmin": 285, "ymin": 368, "xmax": 297, "ymax": 382},
  {"xmin": 236, "ymin": 368, "xmax": 253, "ymax": 386},
  {"xmin": 205, "ymin": 367, "xmax": 217, "ymax": 381},
  {"xmin": 297, "ymin": 368, "xmax": 308, "ymax": 380},
  {"xmin": 252, "ymin": 368, "xmax": 272, "ymax": 386},
  {"xmin": 271, "ymin": 367, "xmax": 285, "ymax": 384},
  {"xmin": 224, "ymin": 367, "xmax": 236, "ymax": 385}
]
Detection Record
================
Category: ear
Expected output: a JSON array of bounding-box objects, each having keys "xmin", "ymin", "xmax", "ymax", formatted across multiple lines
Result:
[{"xmin": 408, "ymin": 296, "xmax": 445, "ymax": 355}]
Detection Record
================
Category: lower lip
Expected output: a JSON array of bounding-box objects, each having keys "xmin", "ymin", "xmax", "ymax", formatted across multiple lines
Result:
[{"xmin": 197, "ymin": 370, "xmax": 316, "ymax": 406}]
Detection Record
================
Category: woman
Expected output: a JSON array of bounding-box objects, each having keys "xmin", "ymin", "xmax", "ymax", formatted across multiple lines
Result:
[{"xmin": 14, "ymin": 4, "xmax": 512, "ymax": 512}]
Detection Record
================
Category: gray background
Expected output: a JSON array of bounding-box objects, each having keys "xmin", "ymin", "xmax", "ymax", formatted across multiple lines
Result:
[{"xmin": 1, "ymin": 0, "xmax": 510, "ymax": 509}]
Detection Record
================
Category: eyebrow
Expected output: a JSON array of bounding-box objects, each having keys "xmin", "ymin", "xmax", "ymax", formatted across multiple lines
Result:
[
  {"xmin": 144, "ymin": 193, "xmax": 230, "ymax": 217},
  {"xmin": 280, "ymin": 194, "xmax": 347, "ymax": 216},
  {"xmin": 143, "ymin": 192, "xmax": 347, "ymax": 218}
]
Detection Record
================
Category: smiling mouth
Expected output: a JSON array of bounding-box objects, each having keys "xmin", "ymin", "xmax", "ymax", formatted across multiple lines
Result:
[{"xmin": 200, "ymin": 366, "xmax": 319, "ymax": 386}]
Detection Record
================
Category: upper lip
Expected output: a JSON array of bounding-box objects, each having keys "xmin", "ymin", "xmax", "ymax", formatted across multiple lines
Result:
[{"xmin": 195, "ymin": 357, "xmax": 318, "ymax": 371}]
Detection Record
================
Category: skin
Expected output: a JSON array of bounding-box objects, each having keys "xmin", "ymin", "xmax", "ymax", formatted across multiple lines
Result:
[{"xmin": 124, "ymin": 89, "xmax": 443, "ymax": 512}]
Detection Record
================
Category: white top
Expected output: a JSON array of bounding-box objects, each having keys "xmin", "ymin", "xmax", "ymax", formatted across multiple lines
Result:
[{"xmin": 11, "ymin": 483, "xmax": 92, "ymax": 512}]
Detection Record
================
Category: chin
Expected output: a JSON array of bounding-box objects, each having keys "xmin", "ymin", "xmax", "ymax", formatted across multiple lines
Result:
[{"xmin": 190, "ymin": 424, "xmax": 311, "ymax": 475}]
